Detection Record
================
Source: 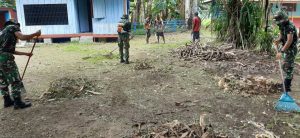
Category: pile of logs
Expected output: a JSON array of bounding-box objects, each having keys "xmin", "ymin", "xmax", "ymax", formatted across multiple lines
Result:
[
  {"xmin": 218, "ymin": 74, "xmax": 281, "ymax": 95},
  {"xmin": 174, "ymin": 42, "xmax": 235, "ymax": 61}
]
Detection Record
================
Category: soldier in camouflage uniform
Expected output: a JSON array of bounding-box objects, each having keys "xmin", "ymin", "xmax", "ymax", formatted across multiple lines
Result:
[
  {"xmin": 274, "ymin": 10, "xmax": 298, "ymax": 92},
  {"xmin": 117, "ymin": 14, "xmax": 131, "ymax": 64},
  {"xmin": 0, "ymin": 21, "xmax": 41, "ymax": 109}
]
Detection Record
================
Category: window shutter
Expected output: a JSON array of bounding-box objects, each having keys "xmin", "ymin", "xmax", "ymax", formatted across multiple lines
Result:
[{"xmin": 93, "ymin": 0, "xmax": 106, "ymax": 19}]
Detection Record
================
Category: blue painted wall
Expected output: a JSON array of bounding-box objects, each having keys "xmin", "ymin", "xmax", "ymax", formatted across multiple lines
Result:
[
  {"xmin": 16, "ymin": 0, "xmax": 79, "ymax": 35},
  {"xmin": 93, "ymin": 0, "xmax": 106, "ymax": 18},
  {"xmin": 16, "ymin": 0, "xmax": 127, "ymax": 35},
  {"xmin": 92, "ymin": 0, "xmax": 125, "ymax": 34}
]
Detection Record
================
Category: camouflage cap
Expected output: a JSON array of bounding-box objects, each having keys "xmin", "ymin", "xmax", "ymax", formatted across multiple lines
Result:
[
  {"xmin": 121, "ymin": 14, "xmax": 129, "ymax": 19},
  {"xmin": 273, "ymin": 10, "xmax": 288, "ymax": 21}
]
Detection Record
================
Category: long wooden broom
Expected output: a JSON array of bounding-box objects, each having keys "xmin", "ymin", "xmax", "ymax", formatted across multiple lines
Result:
[{"xmin": 21, "ymin": 38, "xmax": 37, "ymax": 80}]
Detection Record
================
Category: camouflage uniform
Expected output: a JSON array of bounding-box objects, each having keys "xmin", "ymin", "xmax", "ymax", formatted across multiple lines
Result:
[
  {"xmin": 279, "ymin": 21, "xmax": 298, "ymax": 90},
  {"xmin": 274, "ymin": 10, "xmax": 299, "ymax": 92},
  {"xmin": 0, "ymin": 25, "xmax": 26, "ymax": 98},
  {"xmin": 118, "ymin": 15, "xmax": 131, "ymax": 64}
]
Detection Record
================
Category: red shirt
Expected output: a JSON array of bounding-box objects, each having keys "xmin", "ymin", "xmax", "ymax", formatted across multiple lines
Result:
[{"xmin": 193, "ymin": 17, "xmax": 201, "ymax": 32}]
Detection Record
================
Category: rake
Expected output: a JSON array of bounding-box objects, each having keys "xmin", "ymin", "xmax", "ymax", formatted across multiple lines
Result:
[
  {"xmin": 273, "ymin": 45, "xmax": 300, "ymax": 112},
  {"xmin": 102, "ymin": 35, "xmax": 135, "ymax": 58},
  {"xmin": 102, "ymin": 47, "xmax": 119, "ymax": 59}
]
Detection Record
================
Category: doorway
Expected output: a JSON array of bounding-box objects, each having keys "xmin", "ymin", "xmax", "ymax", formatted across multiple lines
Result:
[
  {"xmin": 0, "ymin": 11, "xmax": 9, "ymax": 30},
  {"xmin": 76, "ymin": 0, "xmax": 93, "ymax": 33}
]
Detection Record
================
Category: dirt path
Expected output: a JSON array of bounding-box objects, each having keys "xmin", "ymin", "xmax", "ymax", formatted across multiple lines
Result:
[{"xmin": 0, "ymin": 32, "xmax": 299, "ymax": 138}]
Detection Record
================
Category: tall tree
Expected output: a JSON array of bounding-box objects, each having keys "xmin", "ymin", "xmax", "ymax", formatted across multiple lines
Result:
[
  {"xmin": 135, "ymin": 0, "xmax": 142, "ymax": 22},
  {"xmin": 146, "ymin": 0, "xmax": 153, "ymax": 17},
  {"xmin": 140, "ymin": 0, "xmax": 145, "ymax": 22},
  {"xmin": 131, "ymin": 0, "xmax": 186, "ymax": 22},
  {"xmin": 152, "ymin": 0, "xmax": 177, "ymax": 19},
  {"xmin": 264, "ymin": 0, "xmax": 270, "ymax": 32},
  {"xmin": 178, "ymin": 0, "xmax": 185, "ymax": 19},
  {"xmin": 185, "ymin": 0, "xmax": 198, "ymax": 29},
  {"xmin": 212, "ymin": 0, "xmax": 274, "ymax": 51}
]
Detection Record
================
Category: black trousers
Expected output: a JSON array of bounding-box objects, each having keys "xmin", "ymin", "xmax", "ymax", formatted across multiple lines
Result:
[{"xmin": 193, "ymin": 31, "xmax": 200, "ymax": 42}]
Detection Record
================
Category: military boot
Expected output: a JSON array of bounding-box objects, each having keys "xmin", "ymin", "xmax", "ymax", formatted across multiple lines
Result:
[
  {"xmin": 119, "ymin": 48, "xmax": 124, "ymax": 63},
  {"xmin": 125, "ymin": 59, "xmax": 129, "ymax": 64},
  {"xmin": 284, "ymin": 79, "xmax": 292, "ymax": 92},
  {"xmin": 120, "ymin": 54, "xmax": 125, "ymax": 63},
  {"xmin": 14, "ymin": 97, "xmax": 32, "ymax": 109},
  {"xmin": 3, "ymin": 95, "xmax": 14, "ymax": 108},
  {"xmin": 120, "ymin": 59, "xmax": 125, "ymax": 63}
]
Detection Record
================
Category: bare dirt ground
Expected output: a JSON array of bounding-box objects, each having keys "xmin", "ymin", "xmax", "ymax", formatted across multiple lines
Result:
[{"xmin": 0, "ymin": 32, "xmax": 300, "ymax": 138}]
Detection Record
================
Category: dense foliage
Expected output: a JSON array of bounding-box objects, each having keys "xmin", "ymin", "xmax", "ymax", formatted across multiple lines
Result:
[
  {"xmin": 0, "ymin": 0, "xmax": 15, "ymax": 8},
  {"xmin": 211, "ymin": 0, "xmax": 276, "ymax": 52}
]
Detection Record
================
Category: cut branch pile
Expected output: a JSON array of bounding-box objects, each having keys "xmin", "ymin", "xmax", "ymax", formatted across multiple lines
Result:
[
  {"xmin": 41, "ymin": 77, "xmax": 97, "ymax": 99},
  {"xmin": 135, "ymin": 114, "xmax": 228, "ymax": 138},
  {"xmin": 218, "ymin": 74, "xmax": 281, "ymax": 95},
  {"xmin": 174, "ymin": 42, "xmax": 235, "ymax": 61}
]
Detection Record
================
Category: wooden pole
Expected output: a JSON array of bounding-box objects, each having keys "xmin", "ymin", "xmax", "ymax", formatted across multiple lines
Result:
[
  {"xmin": 90, "ymin": 0, "xmax": 94, "ymax": 18},
  {"xmin": 21, "ymin": 39, "xmax": 37, "ymax": 80}
]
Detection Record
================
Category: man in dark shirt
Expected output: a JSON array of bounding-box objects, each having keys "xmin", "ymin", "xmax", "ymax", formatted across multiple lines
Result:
[
  {"xmin": 0, "ymin": 21, "xmax": 41, "ymax": 109},
  {"xmin": 192, "ymin": 12, "xmax": 201, "ymax": 42}
]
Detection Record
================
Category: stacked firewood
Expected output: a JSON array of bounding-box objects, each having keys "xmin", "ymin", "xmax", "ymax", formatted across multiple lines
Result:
[{"xmin": 174, "ymin": 42, "xmax": 235, "ymax": 61}]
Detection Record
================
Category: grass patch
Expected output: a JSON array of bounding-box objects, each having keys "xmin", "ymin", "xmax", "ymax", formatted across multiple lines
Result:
[
  {"xmin": 60, "ymin": 42, "xmax": 119, "ymax": 63},
  {"xmin": 55, "ymin": 32, "xmax": 195, "ymax": 63},
  {"xmin": 148, "ymin": 41, "xmax": 190, "ymax": 49},
  {"xmin": 85, "ymin": 54, "xmax": 119, "ymax": 63},
  {"xmin": 62, "ymin": 43, "xmax": 99, "ymax": 55},
  {"xmin": 82, "ymin": 49, "xmax": 119, "ymax": 63}
]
